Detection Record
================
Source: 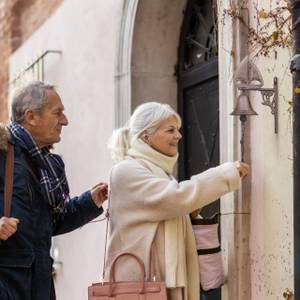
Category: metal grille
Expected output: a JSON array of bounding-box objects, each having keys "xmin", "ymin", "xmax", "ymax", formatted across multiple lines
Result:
[{"xmin": 183, "ymin": 0, "xmax": 218, "ymax": 70}]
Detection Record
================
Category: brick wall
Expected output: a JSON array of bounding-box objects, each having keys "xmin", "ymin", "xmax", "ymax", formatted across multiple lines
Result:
[{"xmin": 0, "ymin": 0, "xmax": 63, "ymax": 122}]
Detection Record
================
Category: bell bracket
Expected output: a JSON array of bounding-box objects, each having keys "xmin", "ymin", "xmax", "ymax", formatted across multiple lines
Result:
[{"xmin": 237, "ymin": 77, "xmax": 278, "ymax": 134}]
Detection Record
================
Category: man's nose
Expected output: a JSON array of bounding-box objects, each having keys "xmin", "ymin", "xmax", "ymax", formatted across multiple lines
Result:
[{"xmin": 60, "ymin": 113, "xmax": 69, "ymax": 126}]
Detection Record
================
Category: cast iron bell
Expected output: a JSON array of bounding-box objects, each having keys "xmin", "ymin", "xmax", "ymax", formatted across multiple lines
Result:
[{"xmin": 230, "ymin": 93, "xmax": 258, "ymax": 116}]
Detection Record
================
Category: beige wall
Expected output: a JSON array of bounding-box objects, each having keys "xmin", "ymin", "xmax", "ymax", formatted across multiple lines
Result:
[
  {"xmin": 249, "ymin": 45, "xmax": 293, "ymax": 300},
  {"xmin": 248, "ymin": 1, "xmax": 293, "ymax": 299},
  {"xmin": 219, "ymin": 0, "xmax": 293, "ymax": 299},
  {"xmin": 131, "ymin": 0, "xmax": 186, "ymax": 111},
  {"xmin": 9, "ymin": 0, "xmax": 123, "ymax": 299}
]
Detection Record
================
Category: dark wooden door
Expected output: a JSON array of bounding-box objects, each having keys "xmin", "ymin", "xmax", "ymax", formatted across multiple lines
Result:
[
  {"xmin": 183, "ymin": 62, "xmax": 219, "ymax": 175},
  {"xmin": 178, "ymin": 0, "xmax": 219, "ymax": 216},
  {"xmin": 181, "ymin": 59, "xmax": 220, "ymax": 217},
  {"xmin": 177, "ymin": 0, "xmax": 220, "ymax": 299}
]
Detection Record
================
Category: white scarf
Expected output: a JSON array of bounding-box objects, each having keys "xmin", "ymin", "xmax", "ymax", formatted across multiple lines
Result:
[
  {"xmin": 127, "ymin": 138, "xmax": 197, "ymax": 291},
  {"xmin": 127, "ymin": 137, "xmax": 178, "ymax": 174}
]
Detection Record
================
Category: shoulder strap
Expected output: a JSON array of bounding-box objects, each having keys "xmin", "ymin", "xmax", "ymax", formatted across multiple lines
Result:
[
  {"xmin": 100, "ymin": 185, "xmax": 111, "ymax": 282},
  {"xmin": 129, "ymin": 159, "xmax": 163, "ymax": 280},
  {"xmin": 4, "ymin": 143, "xmax": 14, "ymax": 217},
  {"xmin": 101, "ymin": 165, "xmax": 160, "ymax": 282}
]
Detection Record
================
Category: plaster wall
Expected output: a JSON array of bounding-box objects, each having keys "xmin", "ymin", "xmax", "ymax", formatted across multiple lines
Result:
[
  {"xmin": 249, "ymin": 27, "xmax": 294, "ymax": 300},
  {"xmin": 219, "ymin": 0, "xmax": 293, "ymax": 299},
  {"xmin": 218, "ymin": 0, "xmax": 294, "ymax": 299},
  {"xmin": 131, "ymin": 0, "xmax": 186, "ymax": 111},
  {"xmin": 243, "ymin": 1, "xmax": 294, "ymax": 299},
  {"xmin": 9, "ymin": 0, "xmax": 123, "ymax": 299}
]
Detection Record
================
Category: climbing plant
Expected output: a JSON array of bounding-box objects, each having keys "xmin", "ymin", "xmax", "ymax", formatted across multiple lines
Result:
[{"xmin": 222, "ymin": 0, "xmax": 292, "ymax": 58}]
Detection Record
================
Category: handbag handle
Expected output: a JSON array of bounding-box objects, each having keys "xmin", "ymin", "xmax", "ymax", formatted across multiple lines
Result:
[
  {"xmin": 4, "ymin": 143, "xmax": 14, "ymax": 217},
  {"xmin": 108, "ymin": 252, "xmax": 146, "ymax": 296}
]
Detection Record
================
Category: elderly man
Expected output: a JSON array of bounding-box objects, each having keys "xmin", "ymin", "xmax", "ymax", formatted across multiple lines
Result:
[{"xmin": 0, "ymin": 81, "xmax": 108, "ymax": 300}]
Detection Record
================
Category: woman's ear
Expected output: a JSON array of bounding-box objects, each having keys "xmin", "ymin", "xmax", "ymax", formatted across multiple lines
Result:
[{"xmin": 141, "ymin": 133, "xmax": 150, "ymax": 144}]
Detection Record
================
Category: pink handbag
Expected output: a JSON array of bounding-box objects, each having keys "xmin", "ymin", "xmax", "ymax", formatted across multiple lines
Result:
[
  {"xmin": 192, "ymin": 215, "xmax": 225, "ymax": 291},
  {"xmin": 88, "ymin": 252, "xmax": 167, "ymax": 300}
]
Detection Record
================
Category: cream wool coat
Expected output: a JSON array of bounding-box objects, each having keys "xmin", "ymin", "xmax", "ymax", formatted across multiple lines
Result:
[{"xmin": 105, "ymin": 158, "xmax": 240, "ymax": 300}]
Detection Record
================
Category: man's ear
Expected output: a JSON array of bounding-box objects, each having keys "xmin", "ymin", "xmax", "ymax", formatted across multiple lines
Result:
[{"xmin": 23, "ymin": 109, "xmax": 38, "ymax": 126}]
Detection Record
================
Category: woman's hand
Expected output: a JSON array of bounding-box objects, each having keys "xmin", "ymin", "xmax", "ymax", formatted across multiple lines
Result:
[
  {"xmin": 235, "ymin": 161, "xmax": 249, "ymax": 178},
  {"xmin": 191, "ymin": 209, "xmax": 200, "ymax": 219}
]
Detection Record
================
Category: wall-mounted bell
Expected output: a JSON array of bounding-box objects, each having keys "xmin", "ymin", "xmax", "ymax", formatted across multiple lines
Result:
[
  {"xmin": 231, "ymin": 93, "xmax": 258, "ymax": 116},
  {"xmin": 232, "ymin": 56, "xmax": 278, "ymax": 133},
  {"xmin": 230, "ymin": 56, "xmax": 279, "ymax": 161}
]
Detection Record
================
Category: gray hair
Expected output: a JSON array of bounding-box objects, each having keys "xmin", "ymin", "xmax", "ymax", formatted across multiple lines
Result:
[
  {"xmin": 11, "ymin": 81, "xmax": 56, "ymax": 124},
  {"xmin": 108, "ymin": 102, "xmax": 181, "ymax": 163}
]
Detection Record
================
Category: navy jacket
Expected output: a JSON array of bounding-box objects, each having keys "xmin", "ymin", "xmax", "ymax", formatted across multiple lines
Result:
[{"xmin": 0, "ymin": 134, "xmax": 103, "ymax": 300}]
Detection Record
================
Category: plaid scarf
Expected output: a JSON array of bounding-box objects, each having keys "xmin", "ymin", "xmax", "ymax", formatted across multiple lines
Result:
[{"xmin": 7, "ymin": 122, "xmax": 70, "ymax": 214}]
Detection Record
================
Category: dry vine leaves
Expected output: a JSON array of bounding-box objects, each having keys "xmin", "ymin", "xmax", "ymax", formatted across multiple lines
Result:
[{"xmin": 223, "ymin": 1, "xmax": 292, "ymax": 57}]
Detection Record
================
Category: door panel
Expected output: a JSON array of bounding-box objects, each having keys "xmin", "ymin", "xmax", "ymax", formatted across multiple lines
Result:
[
  {"xmin": 183, "ymin": 76, "xmax": 220, "ymax": 219},
  {"xmin": 177, "ymin": 0, "xmax": 220, "ymax": 299},
  {"xmin": 184, "ymin": 77, "xmax": 219, "ymax": 176}
]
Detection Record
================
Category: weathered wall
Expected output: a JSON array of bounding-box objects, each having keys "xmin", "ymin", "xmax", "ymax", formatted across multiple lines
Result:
[
  {"xmin": 249, "ymin": 12, "xmax": 294, "ymax": 300},
  {"xmin": 219, "ymin": 0, "xmax": 293, "ymax": 299},
  {"xmin": 244, "ymin": 1, "xmax": 294, "ymax": 299}
]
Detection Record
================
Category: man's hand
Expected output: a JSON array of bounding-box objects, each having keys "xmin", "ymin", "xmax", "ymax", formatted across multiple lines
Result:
[
  {"xmin": 91, "ymin": 182, "xmax": 108, "ymax": 208},
  {"xmin": 0, "ymin": 217, "xmax": 20, "ymax": 240}
]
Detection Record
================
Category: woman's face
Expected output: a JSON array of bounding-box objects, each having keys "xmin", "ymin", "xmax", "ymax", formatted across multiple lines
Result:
[{"xmin": 144, "ymin": 116, "xmax": 182, "ymax": 157}]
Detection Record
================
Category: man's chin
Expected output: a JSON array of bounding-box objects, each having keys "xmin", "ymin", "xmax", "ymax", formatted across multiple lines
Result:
[{"xmin": 51, "ymin": 136, "xmax": 61, "ymax": 145}]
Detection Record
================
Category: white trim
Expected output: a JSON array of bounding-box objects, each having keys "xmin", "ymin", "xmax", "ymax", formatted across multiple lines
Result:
[{"xmin": 114, "ymin": 0, "xmax": 139, "ymax": 128}]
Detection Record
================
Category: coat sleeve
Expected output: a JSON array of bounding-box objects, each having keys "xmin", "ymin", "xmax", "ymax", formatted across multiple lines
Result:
[
  {"xmin": 110, "ymin": 160, "xmax": 240, "ymax": 222},
  {"xmin": 52, "ymin": 191, "xmax": 103, "ymax": 236}
]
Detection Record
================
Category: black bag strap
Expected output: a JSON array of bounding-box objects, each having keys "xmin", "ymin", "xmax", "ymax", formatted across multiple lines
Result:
[
  {"xmin": 4, "ymin": 143, "xmax": 14, "ymax": 217},
  {"xmin": 191, "ymin": 213, "xmax": 220, "ymax": 225}
]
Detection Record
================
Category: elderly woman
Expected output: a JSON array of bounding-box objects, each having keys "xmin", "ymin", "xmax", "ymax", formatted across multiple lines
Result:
[{"xmin": 106, "ymin": 102, "xmax": 249, "ymax": 300}]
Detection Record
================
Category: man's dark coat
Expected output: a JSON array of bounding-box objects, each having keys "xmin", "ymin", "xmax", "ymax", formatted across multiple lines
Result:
[{"xmin": 0, "ymin": 125, "xmax": 103, "ymax": 300}]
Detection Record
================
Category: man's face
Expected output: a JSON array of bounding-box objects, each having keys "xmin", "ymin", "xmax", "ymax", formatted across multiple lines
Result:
[{"xmin": 25, "ymin": 89, "xmax": 68, "ymax": 148}]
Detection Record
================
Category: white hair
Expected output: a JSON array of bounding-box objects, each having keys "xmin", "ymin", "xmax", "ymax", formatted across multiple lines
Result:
[{"xmin": 108, "ymin": 102, "xmax": 181, "ymax": 163}]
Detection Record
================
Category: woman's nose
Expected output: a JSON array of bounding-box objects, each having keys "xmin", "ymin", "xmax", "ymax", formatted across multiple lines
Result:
[{"xmin": 176, "ymin": 130, "xmax": 182, "ymax": 140}]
